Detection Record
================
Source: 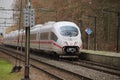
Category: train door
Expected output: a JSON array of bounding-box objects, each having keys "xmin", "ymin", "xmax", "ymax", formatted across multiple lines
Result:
[
  {"xmin": 38, "ymin": 32, "xmax": 40, "ymax": 50},
  {"xmin": 49, "ymin": 32, "xmax": 53, "ymax": 50},
  {"xmin": 30, "ymin": 33, "xmax": 38, "ymax": 49},
  {"xmin": 50, "ymin": 32, "xmax": 58, "ymax": 51},
  {"xmin": 36, "ymin": 32, "xmax": 39, "ymax": 49}
]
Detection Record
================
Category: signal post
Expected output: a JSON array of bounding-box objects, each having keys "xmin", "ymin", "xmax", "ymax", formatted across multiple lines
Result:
[{"xmin": 22, "ymin": 0, "xmax": 35, "ymax": 80}]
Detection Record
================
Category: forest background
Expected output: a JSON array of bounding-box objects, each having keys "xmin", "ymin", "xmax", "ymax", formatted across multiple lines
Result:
[{"xmin": 7, "ymin": 0, "xmax": 120, "ymax": 52}]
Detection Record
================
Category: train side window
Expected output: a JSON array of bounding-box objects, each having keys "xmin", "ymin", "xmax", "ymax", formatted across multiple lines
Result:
[
  {"xmin": 50, "ymin": 32, "xmax": 58, "ymax": 41},
  {"xmin": 40, "ymin": 32, "xmax": 49, "ymax": 40},
  {"xmin": 30, "ymin": 34, "xmax": 36, "ymax": 40}
]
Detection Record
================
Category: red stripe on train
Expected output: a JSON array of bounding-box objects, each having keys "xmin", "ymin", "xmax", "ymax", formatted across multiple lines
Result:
[{"xmin": 30, "ymin": 41, "xmax": 62, "ymax": 49}]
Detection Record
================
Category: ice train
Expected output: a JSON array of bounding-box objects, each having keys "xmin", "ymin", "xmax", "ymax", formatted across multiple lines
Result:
[{"xmin": 3, "ymin": 21, "xmax": 82, "ymax": 58}]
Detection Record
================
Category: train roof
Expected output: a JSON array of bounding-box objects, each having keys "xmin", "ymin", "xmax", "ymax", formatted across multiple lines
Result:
[
  {"xmin": 31, "ymin": 24, "xmax": 43, "ymax": 30},
  {"xmin": 54, "ymin": 21, "xmax": 78, "ymax": 28},
  {"xmin": 36, "ymin": 21, "xmax": 77, "ymax": 28},
  {"xmin": 30, "ymin": 21, "xmax": 79, "ymax": 33},
  {"xmin": 3, "ymin": 21, "xmax": 80, "ymax": 38}
]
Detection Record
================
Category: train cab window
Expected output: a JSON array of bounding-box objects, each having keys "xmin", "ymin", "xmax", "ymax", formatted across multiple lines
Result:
[
  {"xmin": 60, "ymin": 26, "xmax": 78, "ymax": 37},
  {"xmin": 50, "ymin": 32, "xmax": 58, "ymax": 41}
]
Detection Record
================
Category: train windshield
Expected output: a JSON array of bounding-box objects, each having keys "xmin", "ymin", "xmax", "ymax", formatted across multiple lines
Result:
[{"xmin": 60, "ymin": 26, "xmax": 78, "ymax": 37}]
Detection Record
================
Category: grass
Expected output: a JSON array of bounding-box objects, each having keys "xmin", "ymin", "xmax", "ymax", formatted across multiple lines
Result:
[{"xmin": 0, "ymin": 58, "xmax": 22, "ymax": 80}]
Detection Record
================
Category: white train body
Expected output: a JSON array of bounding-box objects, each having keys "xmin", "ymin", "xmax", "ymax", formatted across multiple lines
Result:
[{"xmin": 3, "ymin": 21, "xmax": 82, "ymax": 56}]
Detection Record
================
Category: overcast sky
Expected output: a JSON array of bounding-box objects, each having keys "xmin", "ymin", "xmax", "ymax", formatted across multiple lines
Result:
[
  {"xmin": 0, "ymin": 0, "xmax": 14, "ymax": 33},
  {"xmin": 0, "ymin": 0, "xmax": 13, "ymax": 9}
]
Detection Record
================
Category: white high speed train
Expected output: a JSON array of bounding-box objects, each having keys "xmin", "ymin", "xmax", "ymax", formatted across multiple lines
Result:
[{"xmin": 3, "ymin": 21, "xmax": 82, "ymax": 58}]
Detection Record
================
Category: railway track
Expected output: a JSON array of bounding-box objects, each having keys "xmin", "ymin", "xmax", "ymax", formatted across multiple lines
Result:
[
  {"xmin": 0, "ymin": 45, "xmax": 120, "ymax": 80},
  {"xmin": 0, "ymin": 45, "xmax": 91, "ymax": 80},
  {"xmin": 31, "ymin": 49, "xmax": 120, "ymax": 77},
  {"xmin": 62, "ymin": 59, "xmax": 120, "ymax": 76}
]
